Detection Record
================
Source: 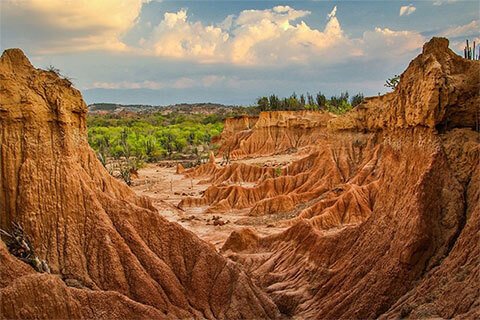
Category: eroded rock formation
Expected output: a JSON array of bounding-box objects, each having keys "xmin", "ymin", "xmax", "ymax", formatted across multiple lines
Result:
[
  {"xmin": 0, "ymin": 49, "xmax": 279, "ymax": 319},
  {"xmin": 2, "ymin": 36, "xmax": 478, "ymax": 320},
  {"xmin": 219, "ymin": 111, "xmax": 332, "ymax": 159},
  {"xmin": 328, "ymin": 37, "xmax": 479, "ymax": 131},
  {"xmin": 182, "ymin": 38, "xmax": 480, "ymax": 318}
]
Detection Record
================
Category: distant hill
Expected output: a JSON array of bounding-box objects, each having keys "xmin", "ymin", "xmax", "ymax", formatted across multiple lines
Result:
[{"xmin": 88, "ymin": 102, "xmax": 239, "ymax": 115}]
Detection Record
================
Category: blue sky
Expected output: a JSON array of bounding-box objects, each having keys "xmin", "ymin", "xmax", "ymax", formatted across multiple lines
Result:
[{"xmin": 1, "ymin": 0, "xmax": 478, "ymax": 105}]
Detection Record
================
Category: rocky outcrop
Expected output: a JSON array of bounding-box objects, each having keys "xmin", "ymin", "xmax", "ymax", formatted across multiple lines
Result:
[
  {"xmin": 219, "ymin": 115, "xmax": 258, "ymax": 145},
  {"xmin": 0, "ymin": 49, "xmax": 280, "ymax": 319},
  {"xmin": 183, "ymin": 38, "xmax": 480, "ymax": 318},
  {"xmin": 220, "ymin": 111, "xmax": 332, "ymax": 159},
  {"xmin": 328, "ymin": 37, "xmax": 479, "ymax": 131}
]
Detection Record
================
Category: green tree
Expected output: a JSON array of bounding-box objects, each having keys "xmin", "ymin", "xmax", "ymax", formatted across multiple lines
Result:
[
  {"xmin": 306, "ymin": 93, "xmax": 316, "ymax": 109},
  {"xmin": 159, "ymin": 132, "xmax": 176, "ymax": 156},
  {"xmin": 143, "ymin": 137, "xmax": 157, "ymax": 160},
  {"xmin": 300, "ymin": 94, "xmax": 306, "ymax": 108},
  {"xmin": 316, "ymin": 92, "xmax": 327, "ymax": 109},
  {"xmin": 351, "ymin": 93, "xmax": 364, "ymax": 107},
  {"xmin": 257, "ymin": 97, "xmax": 270, "ymax": 111},
  {"xmin": 269, "ymin": 95, "xmax": 280, "ymax": 110}
]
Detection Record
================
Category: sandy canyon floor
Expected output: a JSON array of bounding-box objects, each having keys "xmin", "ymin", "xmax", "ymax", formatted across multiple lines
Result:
[{"xmin": 132, "ymin": 154, "xmax": 300, "ymax": 249}]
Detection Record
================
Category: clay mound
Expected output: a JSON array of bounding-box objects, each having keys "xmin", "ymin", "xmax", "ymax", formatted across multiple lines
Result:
[
  {"xmin": 184, "ymin": 160, "xmax": 276, "ymax": 185},
  {"xmin": 217, "ymin": 115, "xmax": 258, "ymax": 159},
  {"xmin": 220, "ymin": 228, "xmax": 260, "ymax": 253},
  {"xmin": 267, "ymin": 130, "xmax": 477, "ymax": 319},
  {"xmin": 220, "ymin": 111, "xmax": 332, "ymax": 159},
  {"xmin": 0, "ymin": 49, "xmax": 279, "ymax": 319},
  {"xmin": 213, "ymin": 38, "xmax": 479, "ymax": 318},
  {"xmin": 180, "ymin": 132, "xmax": 373, "ymax": 222}
]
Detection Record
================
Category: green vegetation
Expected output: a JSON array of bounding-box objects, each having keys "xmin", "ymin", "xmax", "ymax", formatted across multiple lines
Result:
[
  {"xmin": 87, "ymin": 106, "xmax": 261, "ymax": 185},
  {"xmin": 46, "ymin": 65, "xmax": 73, "ymax": 86},
  {"xmin": 256, "ymin": 91, "xmax": 364, "ymax": 115},
  {"xmin": 384, "ymin": 75, "xmax": 400, "ymax": 90},
  {"xmin": 87, "ymin": 112, "xmax": 224, "ymax": 164},
  {"xmin": 274, "ymin": 166, "xmax": 282, "ymax": 177},
  {"xmin": 87, "ymin": 89, "xmax": 368, "ymax": 181}
]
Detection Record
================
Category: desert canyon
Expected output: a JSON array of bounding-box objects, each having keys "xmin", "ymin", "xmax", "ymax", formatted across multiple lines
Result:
[{"xmin": 1, "ymin": 37, "xmax": 479, "ymax": 320}]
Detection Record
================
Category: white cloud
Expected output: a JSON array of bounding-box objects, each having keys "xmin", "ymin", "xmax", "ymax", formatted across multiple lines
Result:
[
  {"xmin": 227, "ymin": 6, "xmax": 332, "ymax": 64},
  {"xmin": 173, "ymin": 77, "xmax": 197, "ymax": 89},
  {"xmin": 91, "ymin": 80, "xmax": 164, "ymax": 90},
  {"xmin": 2, "ymin": 2, "xmax": 425, "ymax": 67},
  {"xmin": 2, "ymin": 0, "xmax": 144, "ymax": 53},
  {"xmin": 433, "ymin": 0, "xmax": 459, "ymax": 5},
  {"xmin": 89, "ymin": 75, "xmax": 224, "ymax": 90},
  {"xmin": 140, "ymin": 6, "xmax": 423, "ymax": 65},
  {"xmin": 441, "ymin": 20, "xmax": 479, "ymax": 37},
  {"xmin": 147, "ymin": 9, "xmax": 229, "ymax": 62},
  {"xmin": 399, "ymin": 4, "xmax": 416, "ymax": 16},
  {"xmin": 142, "ymin": 6, "xmax": 352, "ymax": 65},
  {"xmin": 361, "ymin": 28, "xmax": 425, "ymax": 57},
  {"xmin": 327, "ymin": 6, "xmax": 337, "ymax": 19},
  {"xmin": 141, "ymin": 6, "xmax": 318, "ymax": 64},
  {"xmin": 202, "ymin": 75, "xmax": 226, "ymax": 87}
]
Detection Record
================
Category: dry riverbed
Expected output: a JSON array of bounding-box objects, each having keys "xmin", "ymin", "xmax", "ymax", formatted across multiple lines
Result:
[{"xmin": 131, "ymin": 154, "xmax": 300, "ymax": 250}]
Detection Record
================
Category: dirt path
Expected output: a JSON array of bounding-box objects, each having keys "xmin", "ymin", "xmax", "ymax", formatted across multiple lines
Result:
[{"xmin": 131, "ymin": 154, "xmax": 300, "ymax": 250}]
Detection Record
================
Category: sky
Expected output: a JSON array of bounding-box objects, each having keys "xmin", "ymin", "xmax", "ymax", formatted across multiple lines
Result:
[{"xmin": 1, "ymin": 0, "xmax": 479, "ymax": 106}]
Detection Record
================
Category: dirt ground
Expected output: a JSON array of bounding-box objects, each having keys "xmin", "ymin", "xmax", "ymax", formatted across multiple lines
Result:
[{"xmin": 131, "ymin": 154, "xmax": 300, "ymax": 250}]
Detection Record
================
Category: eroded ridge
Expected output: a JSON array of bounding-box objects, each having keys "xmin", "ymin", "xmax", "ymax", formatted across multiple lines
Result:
[
  {"xmin": 177, "ymin": 38, "xmax": 480, "ymax": 318},
  {"xmin": 0, "ymin": 49, "xmax": 279, "ymax": 319}
]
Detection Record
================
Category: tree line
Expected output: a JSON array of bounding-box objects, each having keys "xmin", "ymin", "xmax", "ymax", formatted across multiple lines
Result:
[{"xmin": 256, "ymin": 91, "xmax": 364, "ymax": 115}]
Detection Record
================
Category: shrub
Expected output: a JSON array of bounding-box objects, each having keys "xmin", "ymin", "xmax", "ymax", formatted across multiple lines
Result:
[
  {"xmin": 0, "ymin": 222, "xmax": 50, "ymax": 273},
  {"xmin": 385, "ymin": 75, "xmax": 400, "ymax": 89}
]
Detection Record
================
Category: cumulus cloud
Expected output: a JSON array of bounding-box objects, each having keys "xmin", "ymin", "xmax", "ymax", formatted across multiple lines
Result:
[
  {"xmin": 140, "ymin": 5, "xmax": 423, "ymax": 65},
  {"xmin": 142, "ymin": 6, "xmax": 343, "ymax": 64},
  {"xmin": 1, "ymin": 0, "xmax": 144, "ymax": 53},
  {"xmin": 147, "ymin": 9, "xmax": 229, "ymax": 62},
  {"xmin": 1, "ymin": 2, "xmax": 425, "ymax": 66},
  {"xmin": 399, "ymin": 4, "xmax": 416, "ymax": 16},
  {"xmin": 226, "ymin": 5, "xmax": 344, "ymax": 64},
  {"xmin": 142, "ymin": 5, "xmax": 348, "ymax": 65}
]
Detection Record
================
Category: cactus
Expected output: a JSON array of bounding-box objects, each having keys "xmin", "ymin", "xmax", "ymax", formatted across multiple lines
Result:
[
  {"xmin": 463, "ymin": 39, "xmax": 478, "ymax": 60},
  {"xmin": 143, "ymin": 138, "xmax": 156, "ymax": 157}
]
